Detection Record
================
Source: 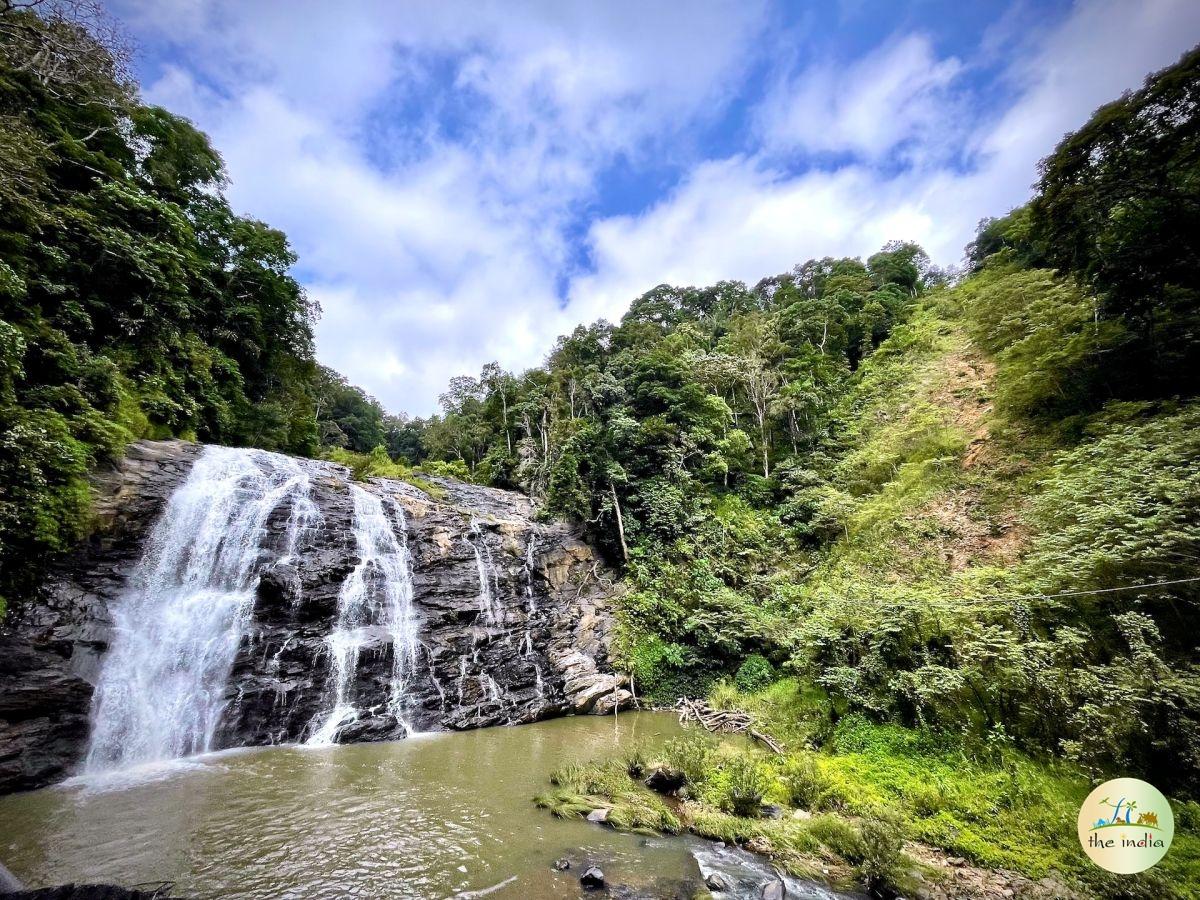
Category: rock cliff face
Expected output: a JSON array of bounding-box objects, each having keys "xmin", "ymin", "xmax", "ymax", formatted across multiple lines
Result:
[{"xmin": 0, "ymin": 440, "xmax": 630, "ymax": 794}]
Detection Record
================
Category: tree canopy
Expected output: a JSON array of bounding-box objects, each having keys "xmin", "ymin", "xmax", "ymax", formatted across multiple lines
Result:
[{"xmin": 0, "ymin": 5, "xmax": 319, "ymax": 603}]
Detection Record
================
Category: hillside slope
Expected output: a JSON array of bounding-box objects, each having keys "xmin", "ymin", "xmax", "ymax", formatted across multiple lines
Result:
[{"xmin": 545, "ymin": 278, "xmax": 1200, "ymax": 898}]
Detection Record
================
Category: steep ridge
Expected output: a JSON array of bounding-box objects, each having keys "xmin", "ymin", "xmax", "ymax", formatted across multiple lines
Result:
[{"xmin": 0, "ymin": 440, "xmax": 630, "ymax": 793}]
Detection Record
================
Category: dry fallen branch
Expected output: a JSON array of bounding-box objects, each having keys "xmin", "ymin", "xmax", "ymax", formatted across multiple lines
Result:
[{"xmin": 675, "ymin": 697, "xmax": 783, "ymax": 754}]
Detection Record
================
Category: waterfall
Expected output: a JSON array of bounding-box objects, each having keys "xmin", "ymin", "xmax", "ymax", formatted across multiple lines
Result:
[
  {"xmin": 468, "ymin": 520, "xmax": 500, "ymax": 623},
  {"xmin": 307, "ymin": 487, "xmax": 418, "ymax": 744},
  {"xmin": 424, "ymin": 645, "xmax": 447, "ymax": 708},
  {"xmin": 523, "ymin": 533, "xmax": 539, "ymax": 614},
  {"xmin": 85, "ymin": 447, "xmax": 317, "ymax": 771},
  {"xmin": 280, "ymin": 481, "xmax": 322, "ymax": 565},
  {"xmin": 481, "ymin": 673, "xmax": 502, "ymax": 703}
]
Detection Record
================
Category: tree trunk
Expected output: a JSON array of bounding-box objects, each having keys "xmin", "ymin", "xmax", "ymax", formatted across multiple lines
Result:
[
  {"xmin": 610, "ymin": 483, "xmax": 629, "ymax": 563},
  {"xmin": 502, "ymin": 393, "xmax": 511, "ymax": 455}
]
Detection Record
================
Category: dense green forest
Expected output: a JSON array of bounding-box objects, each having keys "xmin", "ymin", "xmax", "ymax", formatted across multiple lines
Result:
[
  {"xmin": 0, "ymin": 5, "xmax": 321, "ymax": 604},
  {"xmin": 526, "ymin": 46, "xmax": 1200, "ymax": 896},
  {"xmin": 4, "ymin": 0, "xmax": 1199, "ymax": 847}
]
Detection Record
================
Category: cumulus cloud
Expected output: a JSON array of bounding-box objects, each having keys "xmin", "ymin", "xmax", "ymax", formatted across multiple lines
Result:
[
  {"xmin": 753, "ymin": 33, "xmax": 965, "ymax": 163},
  {"xmin": 114, "ymin": 0, "xmax": 1200, "ymax": 414},
  {"xmin": 118, "ymin": 0, "xmax": 770, "ymax": 412}
]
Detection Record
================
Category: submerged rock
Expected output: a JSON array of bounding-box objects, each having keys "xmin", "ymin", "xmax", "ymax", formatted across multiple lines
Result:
[
  {"xmin": 580, "ymin": 866, "xmax": 606, "ymax": 890},
  {"xmin": 0, "ymin": 440, "xmax": 631, "ymax": 794},
  {"xmin": 0, "ymin": 887, "xmax": 177, "ymax": 900}
]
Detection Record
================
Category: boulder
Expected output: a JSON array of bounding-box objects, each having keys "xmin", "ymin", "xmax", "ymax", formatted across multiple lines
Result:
[
  {"xmin": 333, "ymin": 714, "xmax": 407, "ymax": 743},
  {"xmin": 747, "ymin": 836, "xmax": 773, "ymax": 856},
  {"xmin": 591, "ymin": 688, "xmax": 633, "ymax": 716},
  {"xmin": 579, "ymin": 867, "xmax": 605, "ymax": 890},
  {"xmin": 705, "ymin": 872, "xmax": 734, "ymax": 892},
  {"xmin": 644, "ymin": 766, "xmax": 686, "ymax": 795}
]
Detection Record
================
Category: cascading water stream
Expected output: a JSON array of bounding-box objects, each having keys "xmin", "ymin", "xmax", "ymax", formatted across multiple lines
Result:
[
  {"xmin": 306, "ymin": 487, "xmax": 418, "ymax": 744},
  {"xmin": 463, "ymin": 519, "xmax": 511, "ymax": 710},
  {"xmin": 85, "ymin": 447, "xmax": 317, "ymax": 772},
  {"xmin": 468, "ymin": 519, "xmax": 502, "ymax": 624},
  {"xmin": 517, "ymin": 533, "xmax": 541, "ymax": 676},
  {"xmin": 280, "ymin": 482, "xmax": 322, "ymax": 565},
  {"xmin": 523, "ymin": 533, "xmax": 539, "ymax": 614}
]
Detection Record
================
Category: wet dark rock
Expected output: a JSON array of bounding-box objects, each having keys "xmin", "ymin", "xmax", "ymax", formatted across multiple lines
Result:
[
  {"xmin": 0, "ymin": 886, "xmax": 176, "ymax": 899},
  {"xmin": 761, "ymin": 804, "xmax": 784, "ymax": 820},
  {"xmin": 254, "ymin": 565, "xmax": 303, "ymax": 620},
  {"xmin": 580, "ymin": 866, "xmax": 605, "ymax": 890},
  {"xmin": 0, "ymin": 439, "xmax": 630, "ymax": 794},
  {"xmin": 0, "ymin": 641, "xmax": 92, "ymax": 792},
  {"xmin": 553, "ymin": 858, "xmax": 571, "ymax": 872},
  {"xmin": 607, "ymin": 881, "xmax": 702, "ymax": 900},
  {"xmin": 644, "ymin": 766, "xmax": 686, "ymax": 795},
  {"xmin": 333, "ymin": 714, "xmax": 407, "ymax": 743},
  {"xmin": 761, "ymin": 879, "xmax": 784, "ymax": 900},
  {"xmin": 705, "ymin": 872, "xmax": 734, "ymax": 892}
]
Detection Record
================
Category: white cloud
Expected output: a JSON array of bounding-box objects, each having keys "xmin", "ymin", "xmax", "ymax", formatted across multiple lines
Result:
[
  {"xmin": 753, "ymin": 33, "xmax": 965, "ymax": 163},
  {"xmin": 565, "ymin": 160, "xmax": 937, "ymax": 328},
  {"xmin": 116, "ymin": 0, "xmax": 1200, "ymax": 416},
  {"xmin": 120, "ymin": 0, "xmax": 770, "ymax": 413}
]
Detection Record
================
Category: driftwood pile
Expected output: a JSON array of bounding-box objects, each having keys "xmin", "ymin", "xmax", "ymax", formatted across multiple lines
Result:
[{"xmin": 675, "ymin": 698, "xmax": 783, "ymax": 754}]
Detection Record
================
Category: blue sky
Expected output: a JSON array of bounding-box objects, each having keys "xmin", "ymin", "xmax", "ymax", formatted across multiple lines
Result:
[{"xmin": 111, "ymin": 0, "xmax": 1200, "ymax": 415}]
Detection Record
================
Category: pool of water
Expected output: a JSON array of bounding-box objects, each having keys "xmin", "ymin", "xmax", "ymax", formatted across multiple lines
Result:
[{"xmin": 0, "ymin": 713, "xmax": 854, "ymax": 899}]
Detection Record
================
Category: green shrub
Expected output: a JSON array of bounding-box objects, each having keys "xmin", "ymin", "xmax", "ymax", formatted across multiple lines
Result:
[
  {"xmin": 807, "ymin": 814, "xmax": 864, "ymax": 860},
  {"xmin": 708, "ymin": 678, "xmax": 742, "ymax": 711},
  {"xmin": 660, "ymin": 732, "xmax": 717, "ymax": 787},
  {"xmin": 420, "ymin": 458, "xmax": 473, "ymax": 481},
  {"xmin": 735, "ymin": 654, "xmax": 776, "ymax": 692},
  {"xmin": 857, "ymin": 810, "xmax": 907, "ymax": 891},
  {"xmin": 781, "ymin": 754, "xmax": 828, "ymax": 810},
  {"xmin": 726, "ymin": 755, "xmax": 772, "ymax": 817},
  {"xmin": 623, "ymin": 744, "xmax": 650, "ymax": 779}
]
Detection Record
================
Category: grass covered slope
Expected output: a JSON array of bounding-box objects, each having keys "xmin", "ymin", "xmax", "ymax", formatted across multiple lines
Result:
[{"xmin": 785, "ymin": 265, "xmax": 1200, "ymax": 794}]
